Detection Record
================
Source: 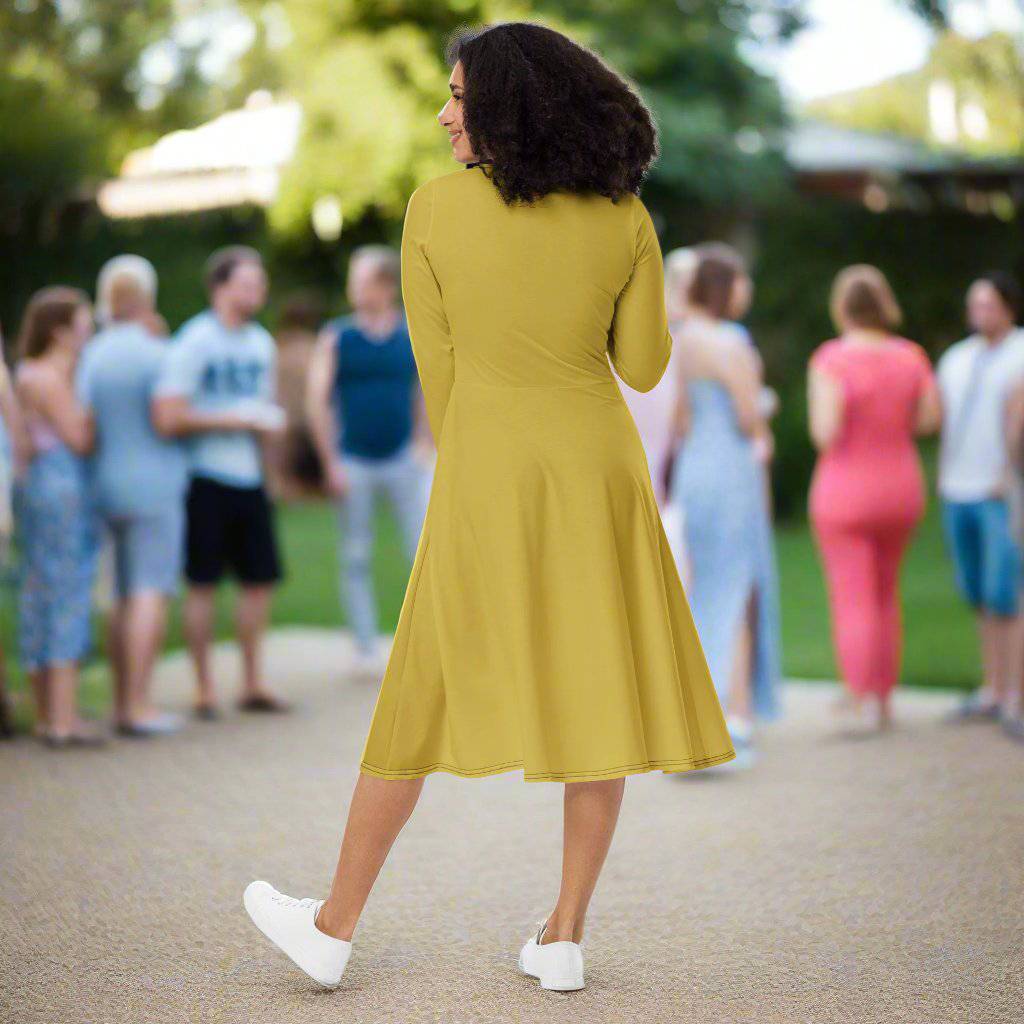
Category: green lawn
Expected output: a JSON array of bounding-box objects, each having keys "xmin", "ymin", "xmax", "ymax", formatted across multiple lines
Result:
[{"xmin": 1, "ymin": 485, "xmax": 979, "ymax": 731}]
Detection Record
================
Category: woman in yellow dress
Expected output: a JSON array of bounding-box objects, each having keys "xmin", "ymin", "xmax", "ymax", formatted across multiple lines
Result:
[{"xmin": 244, "ymin": 22, "xmax": 734, "ymax": 992}]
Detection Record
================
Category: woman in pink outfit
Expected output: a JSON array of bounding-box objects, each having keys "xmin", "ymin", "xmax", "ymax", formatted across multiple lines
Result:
[{"xmin": 808, "ymin": 266, "xmax": 941, "ymax": 732}]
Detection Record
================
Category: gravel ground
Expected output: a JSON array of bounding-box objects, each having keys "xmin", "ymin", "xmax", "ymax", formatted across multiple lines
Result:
[{"xmin": 2, "ymin": 628, "xmax": 1022, "ymax": 1024}]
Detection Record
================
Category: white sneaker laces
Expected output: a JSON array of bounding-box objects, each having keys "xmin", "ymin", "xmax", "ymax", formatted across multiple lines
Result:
[{"xmin": 270, "ymin": 892, "xmax": 321, "ymax": 912}]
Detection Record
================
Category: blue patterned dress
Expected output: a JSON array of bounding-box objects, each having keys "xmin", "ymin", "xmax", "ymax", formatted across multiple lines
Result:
[{"xmin": 15, "ymin": 430, "xmax": 98, "ymax": 671}]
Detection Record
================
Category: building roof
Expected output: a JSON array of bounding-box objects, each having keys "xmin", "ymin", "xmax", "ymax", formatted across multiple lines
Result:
[
  {"xmin": 786, "ymin": 120, "xmax": 1024, "ymax": 178},
  {"xmin": 95, "ymin": 100, "xmax": 1024, "ymax": 220},
  {"xmin": 97, "ymin": 95, "xmax": 302, "ymax": 218}
]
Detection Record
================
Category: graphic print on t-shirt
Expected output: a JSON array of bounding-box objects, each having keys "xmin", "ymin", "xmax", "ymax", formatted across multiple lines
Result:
[
  {"xmin": 200, "ymin": 359, "xmax": 268, "ymax": 397},
  {"xmin": 156, "ymin": 310, "xmax": 277, "ymax": 488}
]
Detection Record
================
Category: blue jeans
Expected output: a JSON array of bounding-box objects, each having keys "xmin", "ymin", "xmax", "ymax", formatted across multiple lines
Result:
[
  {"xmin": 336, "ymin": 443, "xmax": 429, "ymax": 653},
  {"xmin": 942, "ymin": 498, "xmax": 1022, "ymax": 617}
]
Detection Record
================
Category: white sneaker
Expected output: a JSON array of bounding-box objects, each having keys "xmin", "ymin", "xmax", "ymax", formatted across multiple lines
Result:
[
  {"xmin": 349, "ymin": 648, "xmax": 388, "ymax": 680},
  {"xmin": 725, "ymin": 714, "xmax": 755, "ymax": 746},
  {"xmin": 517, "ymin": 919, "xmax": 585, "ymax": 991},
  {"xmin": 243, "ymin": 880, "xmax": 352, "ymax": 989}
]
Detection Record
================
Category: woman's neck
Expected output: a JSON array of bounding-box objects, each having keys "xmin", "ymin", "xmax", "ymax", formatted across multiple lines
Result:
[
  {"xmin": 40, "ymin": 344, "xmax": 77, "ymax": 378},
  {"xmin": 842, "ymin": 327, "xmax": 892, "ymax": 347},
  {"xmin": 686, "ymin": 308, "xmax": 724, "ymax": 328}
]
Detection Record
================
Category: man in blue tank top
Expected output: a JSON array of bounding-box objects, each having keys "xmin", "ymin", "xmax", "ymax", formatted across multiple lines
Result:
[{"xmin": 306, "ymin": 245, "xmax": 431, "ymax": 677}]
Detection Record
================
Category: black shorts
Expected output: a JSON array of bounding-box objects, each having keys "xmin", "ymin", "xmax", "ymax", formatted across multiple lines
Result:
[{"xmin": 185, "ymin": 476, "xmax": 284, "ymax": 586}]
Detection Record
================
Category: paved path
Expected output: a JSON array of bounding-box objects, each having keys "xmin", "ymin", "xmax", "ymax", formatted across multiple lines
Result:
[{"xmin": 3, "ymin": 629, "xmax": 1022, "ymax": 1024}]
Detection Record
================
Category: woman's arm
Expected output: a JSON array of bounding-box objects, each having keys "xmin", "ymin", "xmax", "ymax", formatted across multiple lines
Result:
[
  {"xmin": 718, "ymin": 341, "xmax": 763, "ymax": 438},
  {"xmin": 915, "ymin": 376, "xmax": 942, "ymax": 436},
  {"xmin": 607, "ymin": 199, "xmax": 672, "ymax": 394},
  {"xmin": 401, "ymin": 183, "xmax": 454, "ymax": 444},
  {"xmin": 807, "ymin": 366, "xmax": 844, "ymax": 452},
  {"xmin": 30, "ymin": 365, "xmax": 93, "ymax": 455}
]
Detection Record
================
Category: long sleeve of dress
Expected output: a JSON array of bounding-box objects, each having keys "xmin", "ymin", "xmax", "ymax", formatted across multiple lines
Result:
[
  {"xmin": 401, "ymin": 183, "xmax": 454, "ymax": 443},
  {"xmin": 607, "ymin": 198, "xmax": 672, "ymax": 393}
]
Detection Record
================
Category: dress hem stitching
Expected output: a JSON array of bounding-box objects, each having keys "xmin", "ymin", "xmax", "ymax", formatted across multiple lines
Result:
[{"xmin": 358, "ymin": 748, "xmax": 736, "ymax": 782}]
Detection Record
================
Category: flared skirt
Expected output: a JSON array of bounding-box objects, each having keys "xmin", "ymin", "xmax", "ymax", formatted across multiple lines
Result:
[{"xmin": 358, "ymin": 378, "xmax": 735, "ymax": 783}]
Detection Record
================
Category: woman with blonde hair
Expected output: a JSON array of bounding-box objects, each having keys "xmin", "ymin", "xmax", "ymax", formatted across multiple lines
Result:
[
  {"xmin": 14, "ymin": 287, "xmax": 101, "ymax": 746},
  {"xmin": 808, "ymin": 265, "xmax": 941, "ymax": 733}
]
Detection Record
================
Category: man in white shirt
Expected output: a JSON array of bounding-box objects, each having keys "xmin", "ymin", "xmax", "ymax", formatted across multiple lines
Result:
[
  {"xmin": 154, "ymin": 247, "xmax": 289, "ymax": 718},
  {"xmin": 937, "ymin": 272, "xmax": 1024, "ymax": 734}
]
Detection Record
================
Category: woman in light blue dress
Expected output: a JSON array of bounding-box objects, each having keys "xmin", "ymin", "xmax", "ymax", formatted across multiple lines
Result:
[
  {"xmin": 13, "ymin": 287, "xmax": 101, "ymax": 746},
  {"xmin": 668, "ymin": 244, "xmax": 781, "ymax": 758}
]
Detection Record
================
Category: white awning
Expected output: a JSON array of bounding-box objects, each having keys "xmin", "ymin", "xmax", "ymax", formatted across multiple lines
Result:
[{"xmin": 97, "ymin": 95, "xmax": 302, "ymax": 218}]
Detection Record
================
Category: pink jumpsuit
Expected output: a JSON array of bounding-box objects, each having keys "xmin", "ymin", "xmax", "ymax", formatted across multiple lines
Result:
[{"xmin": 808, "ymin": 338, "xmax": 935, "ymax": 698}]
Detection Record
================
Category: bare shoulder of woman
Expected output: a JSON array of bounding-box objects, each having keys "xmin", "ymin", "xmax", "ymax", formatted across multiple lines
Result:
[
  {"xmin": 17, "ymin": 360, "xmax": 65, "ymax": 405},
  {"xmin": 675, "ymin": 321, "xmax": 732, "ymax": 378},
  {"xmin": 711, "ymin": 330, "xmax": 759, "ymax": 385}
]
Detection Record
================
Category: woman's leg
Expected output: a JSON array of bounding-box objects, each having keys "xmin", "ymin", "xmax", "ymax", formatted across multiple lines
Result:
[
  {"xmin": 314, "ymin": 772, "xmax": 426, "ymax": 941},
  {"xmin": 726, "ymin": 590, "xmax": 756, "ymax": 723},
  {"xmin": 46, "ymin": 661, "xmax": 79, "ymax": 737},
  {"xmin": 873, "ymin": 524, "xmax": 914, "ymax": 721},
  {"xmin": 541, "ymin": 777, "xmax": 626, "ymax": 944},
  {"xmin": 815, "ymin": 522, "xmax": 878, "ymax": 700}
]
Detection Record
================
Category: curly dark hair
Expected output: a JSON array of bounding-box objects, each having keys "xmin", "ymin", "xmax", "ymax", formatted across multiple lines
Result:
[{"xmin": 446, "ymin": 23, "xmax": 658, "ymax": 205}]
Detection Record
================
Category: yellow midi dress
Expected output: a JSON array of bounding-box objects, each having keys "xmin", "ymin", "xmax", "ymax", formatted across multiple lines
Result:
[{"xmin": 358, "ymin": 166, "xmax": 735, "ymax": 783}]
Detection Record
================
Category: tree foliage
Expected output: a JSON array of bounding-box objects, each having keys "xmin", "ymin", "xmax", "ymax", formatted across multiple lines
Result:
[
  {"xmin": 262, "ymin": 0, "xmax": 805, "ymax": 235},
  {"xmin": 808, "ymin": 31, "xmax": 1024, "ymax": 156},
  {"xmin": 0, "ymin": 0, "xmax": 248, "ymax": 244}
]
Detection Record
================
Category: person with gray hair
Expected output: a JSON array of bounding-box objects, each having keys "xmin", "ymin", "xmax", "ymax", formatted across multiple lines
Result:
[
  {"xmin": 75, "ymin": 254, "xmax": 188, "ymax": 737},
  {"xmin": 306, "ymin": 244, "xmax": 432, "ymax": 678},
  {"xmin": 95, "ymin": 254, "xmax": 168, "ymax": 338}
]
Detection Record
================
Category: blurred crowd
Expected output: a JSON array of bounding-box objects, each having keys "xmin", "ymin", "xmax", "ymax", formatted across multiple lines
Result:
[
  {"xmin": 1, "ymin": 237, "xmax": 1023, "ymax": 761},
  {"xmin": 0, "ymin": 244, "xmax": 432, "ymax": 746},
  {"xmin": 641, "ymin": 249, "xmax": 1024, "ymax": 763}
]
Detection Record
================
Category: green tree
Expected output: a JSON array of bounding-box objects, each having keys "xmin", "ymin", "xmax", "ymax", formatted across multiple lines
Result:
[
  {"xmin": 264, "ymin": 0, "xmax": 805, "ymax": 236},
  {"xmin": 0, "ymin": 1, "xmax": 242, "ymax": 336},
  {"xmin": 547, "ymin": 1, "xmax": 802, "ymax": 205},
  {"xmin": 808, "ymin": 31, "xmax": 1024, "ymax": 156},
  {"xmin": 0, "ymin": 1, "xmax": 242, "ymax": 244}
]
